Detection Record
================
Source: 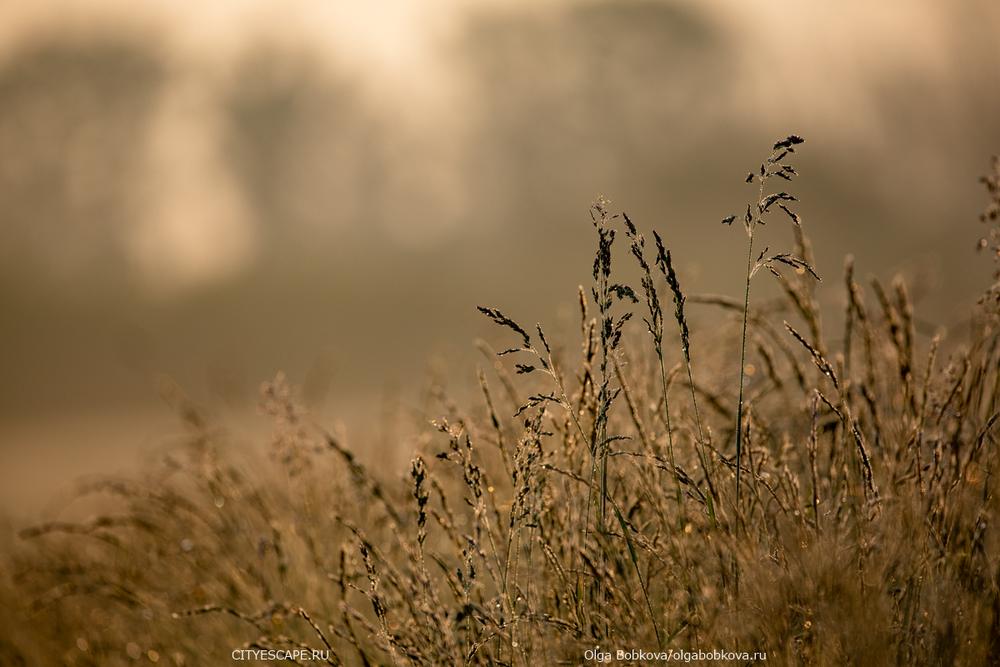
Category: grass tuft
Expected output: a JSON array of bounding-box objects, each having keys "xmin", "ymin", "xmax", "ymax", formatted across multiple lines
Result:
[{"xmin": 1, "ymin": 138, "xmax": 999, "ymax": 666}]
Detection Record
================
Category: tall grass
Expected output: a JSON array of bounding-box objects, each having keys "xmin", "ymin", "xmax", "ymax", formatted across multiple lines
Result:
[{"xmin": 1, "ymin": 140, "xmax": 999, "ymax": 666}]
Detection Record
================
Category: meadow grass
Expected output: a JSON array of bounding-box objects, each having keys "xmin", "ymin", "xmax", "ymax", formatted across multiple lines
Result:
[{"xmin": 2, "ymin": 139, "xmax": 999, "ymax": 666}]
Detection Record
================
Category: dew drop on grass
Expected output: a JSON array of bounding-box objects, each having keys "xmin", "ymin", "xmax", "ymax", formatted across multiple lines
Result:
[{"xmin": 126, "ymin": 642, "xmax": 142, "ymax": 660}]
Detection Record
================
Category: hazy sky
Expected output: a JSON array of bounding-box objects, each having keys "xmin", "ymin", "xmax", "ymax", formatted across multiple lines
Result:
[{"xmin": 3, "ymin": 0, "xmax": 996, "ymax": 291}]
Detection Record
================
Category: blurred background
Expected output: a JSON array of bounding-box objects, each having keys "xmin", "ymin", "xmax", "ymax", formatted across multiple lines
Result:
[{"xmin": 2, "ymin": 0, "xmax": 999, "ymax": 516}]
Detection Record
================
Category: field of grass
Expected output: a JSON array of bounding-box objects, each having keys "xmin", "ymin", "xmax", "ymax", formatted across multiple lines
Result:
[{"xmin": 2, "ymin": 138, "xmax": 999, "ymax": 666}]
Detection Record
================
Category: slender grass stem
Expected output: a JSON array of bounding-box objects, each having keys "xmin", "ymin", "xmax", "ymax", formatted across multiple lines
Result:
[
  {"xmin": 655, "ymin": 347, "xmax": 684, "ymax": 520},
  {"xmin": 735, "ymin": 230, "xmax": 755, "ymax": 510}
]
